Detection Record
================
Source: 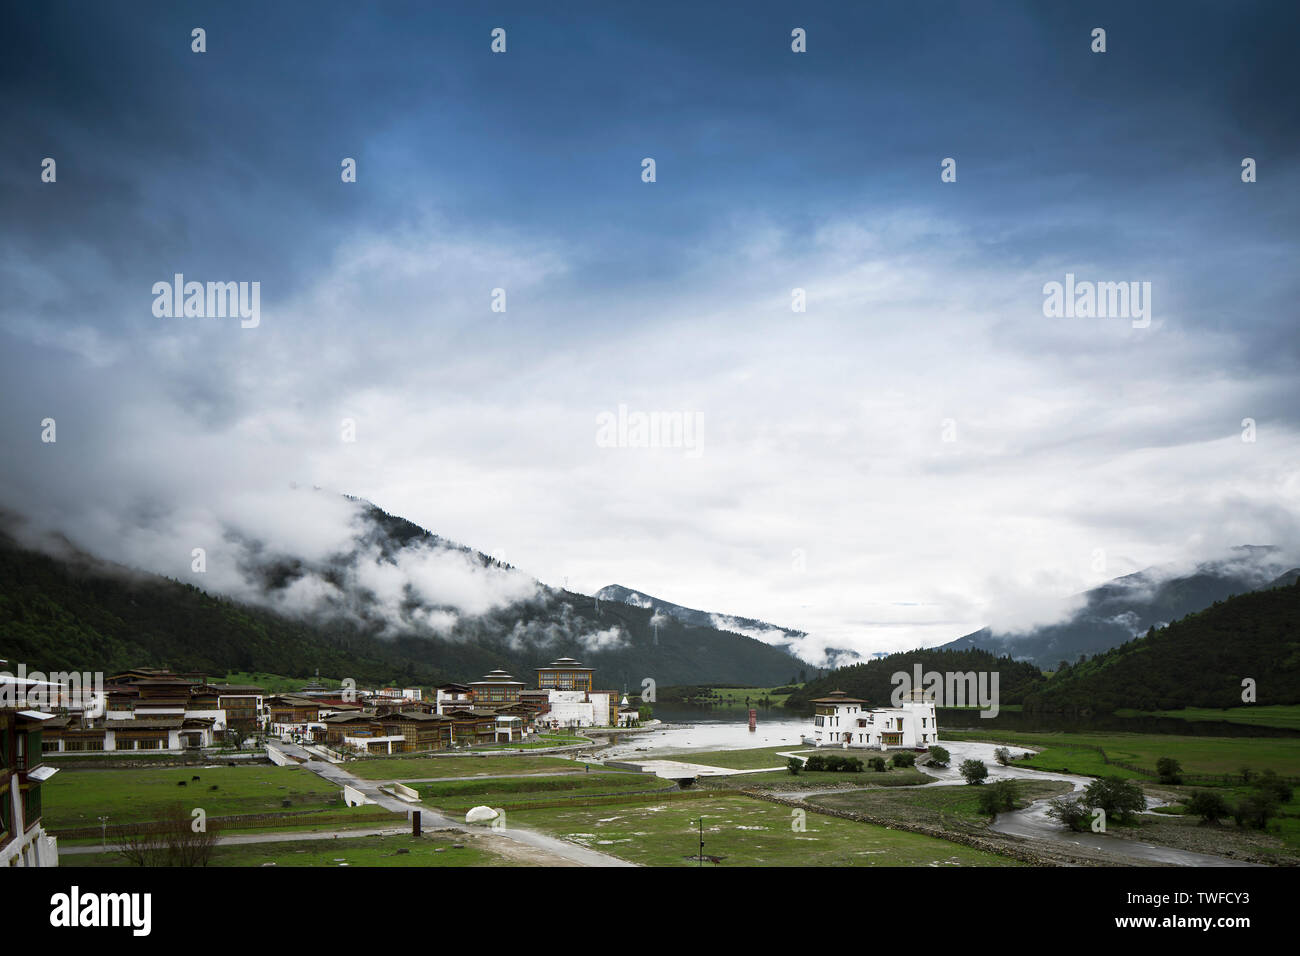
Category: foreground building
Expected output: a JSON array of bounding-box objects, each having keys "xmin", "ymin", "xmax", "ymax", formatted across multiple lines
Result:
[
  {"xmin": 804, "ymin": 689, "xmax": 938, "ymax": 749},
  {"xmin": 1, "ymin": 665, "xmax": 60, "ymax": 866}
]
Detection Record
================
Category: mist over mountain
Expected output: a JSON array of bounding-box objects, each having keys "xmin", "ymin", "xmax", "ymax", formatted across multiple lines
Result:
[
  {"xmin": 0, "ymin": 498, "xmax": 808, "ymax": 686},
  {"xmin": 939, "ymin": 547, "xmax": 1299, "ymax": 669},
  {"xmin": 596, "ymin": 583, "xmax": 861, "ymax": 670}
]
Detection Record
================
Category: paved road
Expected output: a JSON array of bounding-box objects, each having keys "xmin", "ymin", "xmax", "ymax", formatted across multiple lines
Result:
[{"xmin": 268, "ymin": 741, "xmax": 636, "ymax": 867}]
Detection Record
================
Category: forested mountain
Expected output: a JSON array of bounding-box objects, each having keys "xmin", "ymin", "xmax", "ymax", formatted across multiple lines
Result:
[
  {"xmin": 940, "ymin": 547, "xmax": 1296, "ymax": 668},
  {"xmin": 1022, "ymin": 578, "xmax": 1300, "ymax": 715},
  {"xmin": 596, "ymin": 583, "xmax": 860, "ymax": 669},
  {"xmin": 0, "ymin": 503, "xmax": 807, "ymax": 687},
  {"xmin": 783, "ymin": 647, "xmax": 1046, "ymax": 713}
]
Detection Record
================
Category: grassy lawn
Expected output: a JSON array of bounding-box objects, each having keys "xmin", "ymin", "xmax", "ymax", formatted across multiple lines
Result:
[
  {"xmin": 1115, "ymin": 705, "xmax": 1300, "ymax": 732},
  {"xmin": 68, "ymin": 833, "xmax": 501, "ymax": 867},
  {"xmin": 346, "ymin": 754, "xmax": 583, "ymax": 780},
  {"xmin": 416, "ymin": 772, "xmax": 675, "ymax": 811},
  {"xmin": 507, "ymin": 794, "xmax": 1020, "ymax": 866},
  {"xmin": 668, "ymin": 744, "xmax": 806, "ymax": 770},
  {"xmin": 941, "ymin": 730, "xmax": 1300, "ymax": 777},
  {"xmin": 723, "ymin": 767, "xmax": 937, "ymax": 791},
  {"xmin": 44, "ymin": 765, "xmax": 349, "ymax": 831},
  {"xmin": 807, "ymin": 779, "xmax": 1073, "ymax": 828}
]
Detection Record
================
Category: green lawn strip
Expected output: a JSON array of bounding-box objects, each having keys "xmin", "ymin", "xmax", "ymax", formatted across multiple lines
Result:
[
  {"xmin": 56, "ymin": 804, "xmax": 400, "ymax": 844},
  {"xmin": 347, "ymin": 754, "xmax": 581, "ymax": 780},
  {"xmin": 415, "ymin": 772, "xmax": 672, "ymax": 807},
  {"xmin": 1114, "ymin": 705, "xmax": 1300, "ymax": 731},
  {"xmin": 711, "ymin": 767, "xmax": 937, "ymax": 791},
  {"xmin": 44, "ymin": 765, "xmax": 348, "ymax": 831},
  {"xmin": 665, "ymin": 744, "xmax": 811, "ymax": 770},
  {"xmin": 66, "ymin": 833, "xmax": 501, "ymax": 868},
  {"xmin": 507, "ymin": 794, "xmax": 1019, "ymax": 866},
  {"xmin": 220, "ymin": 671, "xmax": 343, "ymax": 693},
  {"xmin": 939, "ymin": 730, "xmax": 1300, "ymax": 777}
]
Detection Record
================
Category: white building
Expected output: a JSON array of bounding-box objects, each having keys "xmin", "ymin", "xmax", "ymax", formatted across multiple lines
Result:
[
  {"xmin": 804, "ymin": 689, "xmax": 938, "ymax": 750},
  {"xmin": 535, "ymin": 690, "xmax": 614, "ymax": 729}
]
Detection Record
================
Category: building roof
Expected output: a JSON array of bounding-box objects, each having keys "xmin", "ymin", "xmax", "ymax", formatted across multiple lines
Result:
[
  {"xmin": 810, "ymin": 690, "xmax": 867, "ymax": 704},
  {"xmin": 211, "ymin": 684, "xmax": 266, "ymax": 694},
  {"xmin": 470, "ymin": 670, "xmax": 523, "ymax": 686},
  {"xmin": 105, "ymin": 717, "xmax": 184, "ymax": 729},
  {"xmin": 538, "ymin": 657, "xmax": 592, "ymax": 671}
]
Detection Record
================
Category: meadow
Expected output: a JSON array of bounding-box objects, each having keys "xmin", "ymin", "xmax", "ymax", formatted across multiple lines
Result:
[{"xmin": 507, "ymin": 794, "xmax": 1021, "ymax": 866}]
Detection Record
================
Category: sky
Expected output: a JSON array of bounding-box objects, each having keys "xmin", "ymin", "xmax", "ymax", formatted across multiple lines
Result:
[{"xmin": 1, "ymin": 1, "xmax": 1298, "ymax": 663}]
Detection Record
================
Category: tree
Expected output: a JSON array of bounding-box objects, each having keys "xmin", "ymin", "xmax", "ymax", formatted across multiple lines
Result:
[
  {"xmin": 1233, "ymin": 790, "xmax": 1280, "ymax": 830},
  {"xmin": 786, "ymin": 756, "xmax": 802, "ymax": 776},
  {"xmin": 1185, "ymin": 790, "xmax": 1230, "ymax": 824},
  {"xmin": 959, "ymin": 759, "xmax": 988, "ymax": 785},
  {"xmin": 994, "ymin": 747, "xmax": 1012, "ymax": 766},
  {"xmin": 870, "ymin": 757, "xmax": 887, "ymax": 772},
  {"xmin": 117, "ymin": 804, "xmax": 220, "ymax": 867},
  {"xmin": 1155, "ymin": 757, "xmax": 1182, "ymax": 784},
  {"xmin": 891, "ymin": 751, "xmax": 916, "ymax": 769},
  {"xmin": 928, "ymin": 745, "xmax": 950, "ymax": 767},
  {"xmin": 1254, "ymin": 770, "xmax": 1293, "ymax": 805},
  {"xmin": 978, "ymin": 778, "xmax": 1021, "ymax": 815},
  {"xmin": 1082, "ymin": 776, "xmax": 1146, "ymax": 822},
  {"xmin": 1046, "ymin": 796, "xmax": 1090, "ymax": 832}
]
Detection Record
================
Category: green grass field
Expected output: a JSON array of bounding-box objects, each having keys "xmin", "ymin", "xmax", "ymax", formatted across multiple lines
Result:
[
  {"xmin": 43, "ymin": 765, "xmax": 354, "ymax": 831},
  {"xmin": 668, "ymin": 744, "xmax": 805, "ymax": 770},
  {"xmin": 68, "ymin": 833, "xmax": 500, "ymax": 867},
  {"xmin": 346, "ymin": 753, "xmax": 584, "ymax": 780},
  {"xmin": 1115, "ymin": 705, "xmax": 1300, "ymax": 731},
  {"xmin": 941, "ymin": 730, "xmax": 1300, "ymax": 778},
  {"xmin": 507, "ymin": 794, "xmax": 1020, "ymax": 866},
  {"xmin": 416, "ymin": 772, "xmax": 675, "ymax": 810}
]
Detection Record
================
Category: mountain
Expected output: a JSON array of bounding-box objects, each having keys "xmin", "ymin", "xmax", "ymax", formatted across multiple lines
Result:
[
  {"xmin": 783, "ymin": 647, "xmax": 1046, "ymax": 714},
  {"xmin": 938, "ymin": 547, "xmax": 1298, "ymax": 669},
  {"xmin": 1023, "ymin": 578, "xmax": 1300, "ymax": 714},
  {"xmin": 0, "ymin": 502, "xmax": 809, "ymax": 687},
  {"xmin": 596, "ymin": 583, "xmax": 861, "ymax": 670}
]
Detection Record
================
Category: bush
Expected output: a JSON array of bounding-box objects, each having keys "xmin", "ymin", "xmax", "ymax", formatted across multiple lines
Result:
[
  {"xmin": 977, "ymin": 778, "xmax": 1021, "ymax": 815},
  {"xmin": 994, "ymin": 747, "xmax": 1012, "ymax": 766},
  {"xmin": 1082, "ymin": 777, "xmax": 1146, "ymax": 822},
  {"xmin": 1046, "ymin": 796, "xmax": 1091, "ymax": 832},
  {"xmin": 959, "ymin": 759, "xmax": 988, "ymax": 785},
  {"xmin": 891, "ymin": 751, "xmax": 916, "ymax": 769},
  {"xmin": 928, "ymin": 746, "xmax": 950, "ymax": 767},
  {"xmin": 1156, "ymin": 757, "xmax": 1183, "ymax": 785},
  {"xmin": 1254, "ymin": 770, "xmax": 1293, "ymax": 805},
  {"xmin": 1234, "ymin": 790, "xmax": 1280, "ymax": 829},
  {"xmin": 870, "ymin": 757, "xmax": 888, "ymax": 772},
  {"xmin": 1185, "ymin": 790, "xmax": 1231, "ymax": 824},
  {"xmin": 804, "ymin": 754, "xmax": 826, "ymax": 773},
  {"xmin": 786, "ymin": 756, "xmax": 802, "ymax": 776}
]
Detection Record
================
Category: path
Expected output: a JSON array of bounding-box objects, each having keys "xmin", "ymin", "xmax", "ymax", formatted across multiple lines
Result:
[{"xmin": 267, "ymin": 741, "xmax": 636, "ymax": 867}]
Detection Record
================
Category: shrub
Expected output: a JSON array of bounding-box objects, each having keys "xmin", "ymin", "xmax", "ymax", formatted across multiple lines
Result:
[
  {"xmin": 1185, "ymin": 790, "xmax": 1231, "ymax": 824},
  {"xmin": 928, "ymin": 746, "xmax": 950, "ymax": 767},
  {"xmin": 1082, "ymin": 776, "xmax": 1146, "ymax": 822},
  {"xmin": 977, "ymin": 778, "xmax": 1021, "ymax": 815},
  {"xmin": 803, "ymin": 754, "xmax": 826, "ymax": 773},
  {"xmin": 1234, "ymin": 790, "xmax": 1280, "ymax": 830},
  {"xmin": 1254, "ymin": 770, "xmax": 1293, "ymax": 805},
  {"xmin": 786, "ymin": 756, "xmax": 802, "ymax": 776},
  {"xmin": 1046, "ymin": 796, "xmax": 1091, "ymax": 832},
  {"xmin": 994, "ymin": 747, "xmax": 1012, "ymax": 766},
  {"xmin": 870, "ymin": 757, "xmax": 887, "ymax": 772},
  {"xmin": 1155, "ymin": 757, "xmax": 1183, "ymax": 785},
  {"xmin": 959, "ymin": 759, "xmax": 988, "ymax": 785},
  {"xmin": 891, "ymin": 751, "xmax": 916, "ymax": 769}
]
